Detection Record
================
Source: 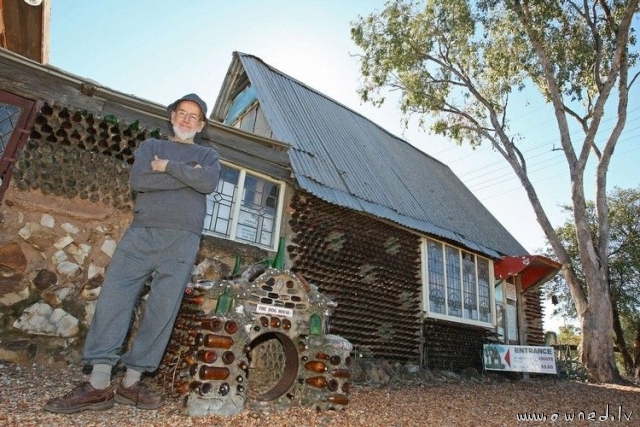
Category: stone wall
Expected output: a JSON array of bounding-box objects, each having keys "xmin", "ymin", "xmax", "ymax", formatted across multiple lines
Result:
[
  {"xmin": 0, "ymin": 182, "xmax": 271, "ymax": 366},
  {"xmin": 0, "ymin": 186, "xmax": 131, "ymax": 364},
  {"xmin": 0, "ymin": 99, "xmax": 278, "ymax": 366}
]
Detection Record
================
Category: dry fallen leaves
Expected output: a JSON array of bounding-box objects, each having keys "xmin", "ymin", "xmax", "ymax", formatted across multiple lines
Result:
[{"xmin": 1, "ymin": 362, "xmax": 639, "ymax": 426}]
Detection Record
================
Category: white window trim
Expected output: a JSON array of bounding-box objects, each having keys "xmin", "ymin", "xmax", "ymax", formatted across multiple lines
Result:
[
  {"xmin": 421, "ymin": 238, "xmax": 496, "ymax": 329},
  {"xmin": 203, "ymin": 160, "xmax": 285, "ymax": 252}
]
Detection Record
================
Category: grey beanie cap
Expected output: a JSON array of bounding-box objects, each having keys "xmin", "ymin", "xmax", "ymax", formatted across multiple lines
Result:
[{"xmin": 167, "ymin": 93, "xmax": 207, "ymax": 119}]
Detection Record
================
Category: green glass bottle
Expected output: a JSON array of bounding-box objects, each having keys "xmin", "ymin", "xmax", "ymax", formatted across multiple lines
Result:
[
  {"xmin": 231, "ymin": 255, "xmax": 242, "ymax": 276},
  {"xmin": 309, "ymin": 313, "xmax": 322, "ymax": 335},
  {"xmin": 271, "ymin": 236, "xmax": 285, "ymax": 270},
  {"xmin": 215, "ymin": 285, "xmax": 233, "ymax": 314}
]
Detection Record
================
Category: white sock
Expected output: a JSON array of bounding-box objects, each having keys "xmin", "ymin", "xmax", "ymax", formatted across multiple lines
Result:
[
  {"xmin": 89, "ymin": 364, "xmax": 112, "ymax": 390},
  {"xmin": 123, "ymin": 368, "xmax": 142, "ymax": 388}
]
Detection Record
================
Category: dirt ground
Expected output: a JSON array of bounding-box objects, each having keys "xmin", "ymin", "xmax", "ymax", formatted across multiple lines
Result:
[{"xmin": 1, "ymin": 362, "xmax": 639, "ymax": 426}]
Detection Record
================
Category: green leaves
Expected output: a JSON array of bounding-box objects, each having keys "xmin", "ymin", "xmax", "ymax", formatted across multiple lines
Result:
[{"xmin": 350, "ymin": 0, "xmax": 638, "ymax": 147}]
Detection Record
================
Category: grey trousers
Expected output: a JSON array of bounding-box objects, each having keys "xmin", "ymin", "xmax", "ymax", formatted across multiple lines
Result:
[{"xmin": 82, "ymin": 226, "xmax": 200, "ymax": 373}]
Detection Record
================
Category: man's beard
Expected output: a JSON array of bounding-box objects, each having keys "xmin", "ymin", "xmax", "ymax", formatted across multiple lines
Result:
[{"xmin": 173, "ymin": 125, "xmax": 197, "ymax": 142}]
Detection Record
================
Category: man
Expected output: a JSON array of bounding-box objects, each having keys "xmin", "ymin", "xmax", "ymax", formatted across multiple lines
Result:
[{"xmin": 44, "ymin": 94, "xmax": 221, "ymax": 413}]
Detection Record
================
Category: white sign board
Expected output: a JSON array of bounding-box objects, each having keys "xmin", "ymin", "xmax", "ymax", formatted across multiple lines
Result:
[
  {"xmin": 483, "ymin": 344, "xmax": 556, "ymax": 374},
  {"xmin": 256, "ymin": 304, "xmax": 293, "ymax": 318}
]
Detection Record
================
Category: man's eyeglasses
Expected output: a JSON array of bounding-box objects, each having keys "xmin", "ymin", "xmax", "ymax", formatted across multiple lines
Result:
[{"xmin": 175, "ymin": 110, "xmax": 202, "ymax": 122}]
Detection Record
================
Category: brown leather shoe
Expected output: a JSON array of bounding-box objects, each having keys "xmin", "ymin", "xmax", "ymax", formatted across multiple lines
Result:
[
  {"xmin": 44, "ymin": 382, "xmax": 114, "ymax": 414},
  {"xmin": 114, "ymin": 381, "xmax": 164, "ymax": 410}
]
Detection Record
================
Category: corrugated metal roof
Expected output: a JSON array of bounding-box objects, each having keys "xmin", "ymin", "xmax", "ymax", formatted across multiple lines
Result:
[{"xmin": 217, "ymin": 52, "xmax": 527, "ymax": 258}]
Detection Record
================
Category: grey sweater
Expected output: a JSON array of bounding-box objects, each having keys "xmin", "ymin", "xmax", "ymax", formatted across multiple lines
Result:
[{"xmin": 129, "ymin": 138, "xmax": 221, "ymax": 235}]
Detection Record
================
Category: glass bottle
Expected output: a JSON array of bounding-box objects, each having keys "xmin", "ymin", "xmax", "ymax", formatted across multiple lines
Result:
[
  {"xmin": 224, "ymin": 320, "xmax": 238, "ymax": 334},
  {"xmin": 305, "ymin": 376, "xmax": 327, "ymax": 388},
  {"xmin": 201, "ymin": 318, "xmax": 223, "ymax": 332},
  {"xmin": 174, "ymin": 381, "xmax": 190, "ymax": 394},
  {"xmin": 330, "ymin": 368, "xmax": 351, "ymax": 378},
  {"xmin": 219, "ymin": 382, "xmax": 230, "ymax": 396},
  {"xmin": 309, "ymin": 313, "xmax": 322, "ymax": 335},
  {"xmin": 270, "ymin": 317, "xmax": 281, "ymax": 328},
  {"xmin": 203, "ymin": 334, "xmax": 234, "ymax": 349},
  {"xmin": 199, "ymin": 365, "xmax": 230, "ymax": 381},
  {"xmin": 197, "ymin": 350, "xmax": 217, "ymax": 364},
  {"xmin": 193, "ymin": 333, "xmax": 204, "ymax": 347},
  {"xmin": 231, "ymin": 255, "xmax": 242, "ymax": 276},
  {"xmin": 326, "ymin": 394, "xmax": 350, "ymax": 405},
  {"xmin": 215, "ymin": 285, "xmax": 233, "ymax": 314},
  {"xmin": 271, "ymin": 236, "xmax": 285, "ymax": 270},
  {"xmin": 304, "ymin": 360, "xmax": 327, "ymax": 373},
  {"xmin": 190, "ymin": 381, "xmax": 213, "ymax": 396},
  {"xmin": 221, "ymin": 351, "xmax": 235, "ymax": 364}
]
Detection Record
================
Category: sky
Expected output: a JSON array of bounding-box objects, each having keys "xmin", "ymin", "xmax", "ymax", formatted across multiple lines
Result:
[{"xmin": 47, "ymin": 0, "xmax": 639, "ymax": 331}]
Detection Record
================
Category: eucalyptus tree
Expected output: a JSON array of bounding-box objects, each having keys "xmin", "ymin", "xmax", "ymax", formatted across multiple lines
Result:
[
  {"xmin": 546, "ymin": 187, "xmax": 640, "ymax": 378},
  {"xmin": 351, "ymin": 0, "xmax": 639, "ymax": 381}
]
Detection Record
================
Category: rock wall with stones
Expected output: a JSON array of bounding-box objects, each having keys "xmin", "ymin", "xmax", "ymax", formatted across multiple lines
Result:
[{"xmin": 0, "ymin": 102, "xmax": 268, "ymax": 366}]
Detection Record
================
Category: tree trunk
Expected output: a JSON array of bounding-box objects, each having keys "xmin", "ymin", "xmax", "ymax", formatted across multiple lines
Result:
[
  {"xmin": 580, "ymin": 294, "xmax": 619, "ymax": 382},
  {"xmin": 611, "ymin": 300, "xmax": 634, "ymax": 374},
  {"xmin": 633, "ymin": 323, "xmax": 640, "ymax": 382}
]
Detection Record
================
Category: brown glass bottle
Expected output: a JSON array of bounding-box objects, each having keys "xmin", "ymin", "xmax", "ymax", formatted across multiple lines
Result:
[
  {"xmin": 193, "ymin": 333, "xmax": 204, "ymax": 347},
  {"xmin": 197, "ymin": 350, "xmax": 217, "ymax": 364},
  {"xmin": 203, "ymin": 334, "xmax": 234, "ymax": 349},
  {"xmin": 183, "ymin": 352, "xmax": 197, "ymax": 366},
  {"xmin": 221, "ymin": 351, "xmax": 235, "ymax": 365},
  {"xmin": 174, "ymin": 381, "xmax": 190, "ymax": 395},
  {"xmin": 189, "ymin": 363, "xmax": 198, "ymax": 377},
  {"xmin": 327, "ymin": 379, "xmax": 339, "ymax": 392},
  {"xmin": 184, "ymin": 295, "xmax": 204, "ymax": 305},
  {"xmin": 342, "ymin": 382, "xmax": 352, "ymax": 393},
  {"xmin": 330, "ymin": 368, "xmax": 351, "ymax": 378},
  {"xmin": 224, "ymin": 320, "xmax": 238, "ymax": 334},
  {"xmin": 282, "ymin": 318, "xmax": 292, "ymax": 330},
  {"xmin": 270, "ymin": 317, "xmax": 281, "ymax": 328},
  {"xmin": 199, "ymin": 365, "xmax": 230, "ymax": 381},
  {"xmin": 305, "ymin": 376, "xmax": 327, "ymax": 388},
  {"xmin": 326, "ymin": 394, "xmax": 350, "ymax": 405},
  {"xmin": 201, "ymin": 318, "xmax": 223, "ymax": 332},
  {"xmin": 329, "ymin": 355, "xmax": 341, "ymax": 366},
  {"xmin": 189, "ymin": 381, "xmax": 213, "ymax": 396},
  {"xmin": 304, "ymin": 361, "xmax": 327, "ymax": 373}
]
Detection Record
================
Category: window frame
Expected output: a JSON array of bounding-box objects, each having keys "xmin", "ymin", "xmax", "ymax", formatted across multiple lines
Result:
[
  {"xmin": 0, "ymin": 92, "xmax": 40, "ymax": 200},
  {"xmin": 202, "ymin": 160, "xmax": 285, "ymax": 251},
  {"xmin": 421, "ymin": 237, "xmax": 496, "ymax": 328}
]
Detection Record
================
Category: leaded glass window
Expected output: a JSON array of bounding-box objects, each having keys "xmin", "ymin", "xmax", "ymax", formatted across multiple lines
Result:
[
  {"xmin": 446, "ymin": 246, "xmax": 462, "ymax": 317},
  {"xmin": 427, "ymin": 240, "xmax": 445, "ymax": 314},
  {"xmin": 0, "ymin": 103, "xmax": 21, "ymax": 159},
  {"xmin": 424, "ymin": 238, "xmax": 494, "ymax": 327},
  {"xmin": 203, "ymin": 163, "xmax": 283, "ymax": 250}
]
